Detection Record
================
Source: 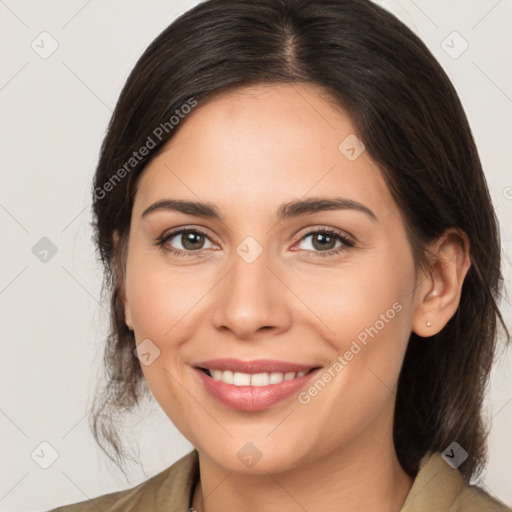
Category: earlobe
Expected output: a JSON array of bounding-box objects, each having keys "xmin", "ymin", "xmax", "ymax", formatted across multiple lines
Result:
[
  {"xmin": 118, "ymin": 280, "xmax": 133, "ymax": 331},
  {"xmin": 125, "ymin": 304, "xmax": 134, "ymax": 331},
  {"xmin": 412, "ymin": 229, "xmax": 471, "ymax": 338},
  {"xmin": 112, "ymin": 229, "xmax": 133, "ymax": 331},
  {"xmin": 121, "ymin": 285, "xmax": 134, "ymax": 331}
]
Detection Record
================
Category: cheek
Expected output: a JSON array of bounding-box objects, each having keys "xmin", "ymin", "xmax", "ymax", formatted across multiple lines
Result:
[
  {"xmin": 125, "ymin": 262, "xmax": 203, "ymax": 413},
  {"xmin": 295, "ymin": 259, "xmax": 415, "ymax": 440},
  {"xmin": 300, "ymin": 247, "xmax": 416, "ymax": 390},
  {"xmin": 125, "ymin": 249, "xmax": 209, "ymax": 337},
  {"xmin": 300, "ymin": 261, "xmax": 412, "ymax": 347}
]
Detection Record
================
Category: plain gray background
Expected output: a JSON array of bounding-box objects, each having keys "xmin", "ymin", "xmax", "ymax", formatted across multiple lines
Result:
[{"xmin": 1, "ymin": 0, "xmax": 511, "ymax": 510}]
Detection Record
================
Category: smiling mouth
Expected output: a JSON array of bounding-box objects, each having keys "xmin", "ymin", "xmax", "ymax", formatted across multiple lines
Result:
[{"xmin": 197, "ymin": 367, "xmax": 320, "ymax": 386}]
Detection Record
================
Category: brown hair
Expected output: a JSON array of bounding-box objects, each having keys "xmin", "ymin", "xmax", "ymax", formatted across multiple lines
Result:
[{"xmin": 89, "ymin": 0, "xmax": 509, "ymax": 482}]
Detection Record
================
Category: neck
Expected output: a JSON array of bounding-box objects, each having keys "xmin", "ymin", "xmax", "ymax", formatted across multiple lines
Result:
[{"xmin": 191, "ymin": 413, "xmax": 414, "ymax": 512}]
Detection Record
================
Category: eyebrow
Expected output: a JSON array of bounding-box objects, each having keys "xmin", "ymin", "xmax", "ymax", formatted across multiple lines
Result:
[{"xmin": 141, "ymin": 196, "xmax": 378, "ymax": 222}]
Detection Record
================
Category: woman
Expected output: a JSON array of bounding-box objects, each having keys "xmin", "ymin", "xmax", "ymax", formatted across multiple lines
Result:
[{"xmin": 48, "ymin": 0, "xmax": 511, "ymax": 510}]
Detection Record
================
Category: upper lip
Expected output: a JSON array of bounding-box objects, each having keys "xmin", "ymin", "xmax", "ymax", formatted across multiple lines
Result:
[{"xmin": 193, "ymin": 358, "xmax": 321, "ymax": 374}]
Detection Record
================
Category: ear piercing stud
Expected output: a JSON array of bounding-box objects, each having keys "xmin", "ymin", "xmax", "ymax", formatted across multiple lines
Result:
[{"xmin": 426, "ymin": 321, "xmax": 432, "ymax": 327}]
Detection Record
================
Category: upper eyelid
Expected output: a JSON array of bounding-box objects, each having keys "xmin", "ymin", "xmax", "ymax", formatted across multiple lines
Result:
[
  {"xmin": 162, "ymin": 226, "xmax": 217, "ymax": 244},
  {"xmin": 301, "ymin": 226, "xmax": 354, "ymax": 240}
]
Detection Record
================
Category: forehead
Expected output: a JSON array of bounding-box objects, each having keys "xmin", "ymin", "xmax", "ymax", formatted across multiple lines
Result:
[{"xmin": 133, "ymin": 83, "xmax": 398, "ymax": 224}]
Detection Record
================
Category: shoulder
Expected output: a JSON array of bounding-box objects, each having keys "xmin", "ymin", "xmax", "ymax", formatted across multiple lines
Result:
[
  {"xmin": 401, "ymin": 451, "xmax": 511, "ymax": 512},
  {"xmin": 453, "ymin": 485, "xmax": 512, "ymax": 512},
  {"xmin": 45, "ymin": 449, "xmax": 199, "ymax": 512}
]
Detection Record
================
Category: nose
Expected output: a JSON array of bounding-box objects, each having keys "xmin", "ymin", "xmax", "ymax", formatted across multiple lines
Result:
[{"xmin": 209, "ymin": 247, "xmax": 292, "ymax": 340}]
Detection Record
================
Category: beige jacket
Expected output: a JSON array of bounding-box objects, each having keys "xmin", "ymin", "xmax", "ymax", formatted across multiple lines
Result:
[{"xmin": 47, "ymin": 450, "xmax": 511, "ymax": 511}]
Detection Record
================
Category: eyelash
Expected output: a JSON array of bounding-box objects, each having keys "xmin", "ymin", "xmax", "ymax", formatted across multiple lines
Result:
[{"xmin": 154, "ymin": 227, "xmax": 355, "ymax": 259}]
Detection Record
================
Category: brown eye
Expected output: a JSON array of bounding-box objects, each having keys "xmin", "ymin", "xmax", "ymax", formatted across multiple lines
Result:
[
  {"xmin": 156, "ymin": 227, "xmax": 217, "ymax": 257},
  {"xmin": 178, "ymin": 231, "xmax": 207, "ymax": 251},
  {"xmin": 310, "ymin": 232, "xmax": 338, "ymax": 251},
  {"xmin": 297, "ymin": 228, "xmax": 354, "ymax": 256}
]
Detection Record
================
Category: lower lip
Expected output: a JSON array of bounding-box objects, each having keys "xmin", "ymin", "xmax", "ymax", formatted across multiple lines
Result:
[{"xmin": 193, "ymin": 367, "xmax": 320, "ymax": 412}]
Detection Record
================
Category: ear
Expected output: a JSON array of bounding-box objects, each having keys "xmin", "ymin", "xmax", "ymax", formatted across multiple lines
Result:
[
  {"xmin": 113, "ymin": 229, "xmax": 133, "ymax": 331},
  {"xmin": 411, "ymin": 228, "xmax": 471, "ymax": 338}
]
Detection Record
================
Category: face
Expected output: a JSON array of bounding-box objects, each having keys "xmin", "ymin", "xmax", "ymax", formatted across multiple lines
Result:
[{"xmin": 122, "ymin": 83, "xmax": 422, "ymax": 474}]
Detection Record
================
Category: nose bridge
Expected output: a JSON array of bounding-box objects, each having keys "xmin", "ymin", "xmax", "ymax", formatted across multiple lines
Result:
[{"xmin": 209, "ymin": 239, "xmax": 290, "ymax": 339}]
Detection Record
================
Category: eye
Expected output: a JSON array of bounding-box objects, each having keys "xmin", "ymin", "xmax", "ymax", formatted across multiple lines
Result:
[
  {"xmin": 295, "ymin": 228, "xmax": 355, "ymax": 258},
  {"xmin": 155, "ymin": 227, "xmax": 217, "ymax": 257}
]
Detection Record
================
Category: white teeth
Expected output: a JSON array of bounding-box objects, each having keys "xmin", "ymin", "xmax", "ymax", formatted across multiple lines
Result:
[
  {"xmin": 250, "ymin": 373, "xmax": 270, "ymax": 386},
  {"xmin": 269, "ymin": 372, "xmax": 284, "ymax": 384},
  {"xmin": 208, "ymin": 369, "xmax": 308, "ymax": 386},
  {"xmin": 220, "ymin": 370, "xmax": 233, "ymax": 384},
  {"xmin": 233, "ymin": 372, "xmax": 251, "ymax": 386}
]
